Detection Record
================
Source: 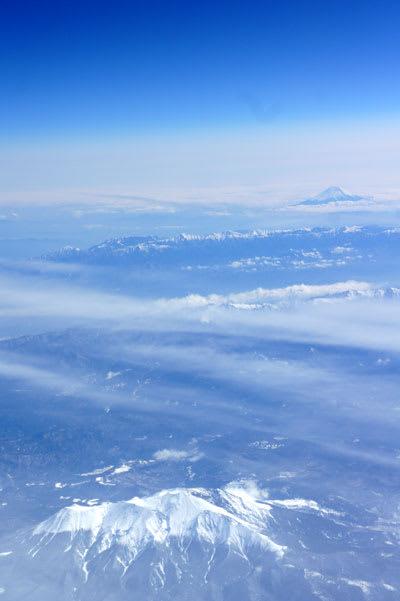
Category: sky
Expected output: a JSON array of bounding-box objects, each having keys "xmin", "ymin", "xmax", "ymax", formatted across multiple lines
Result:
[{"xmin": 2, "ymin": 0, "xmax": 400, "ymax": 204}]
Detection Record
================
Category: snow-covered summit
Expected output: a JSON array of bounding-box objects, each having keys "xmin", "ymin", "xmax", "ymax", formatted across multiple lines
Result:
[
  {"xmin": 314, "ymin": 186, "xmax": 355, "ymax": 201},
  {"xmin": 297, "ymin": 186, "xmax": 370, "ymax": 206},
  {"xmin": 4, "ymin": 485, "xmax": 359, "ymax": 600},
  {"xmin": 33, "ymin": 486, "xmax": 284, "ymax": 557}
]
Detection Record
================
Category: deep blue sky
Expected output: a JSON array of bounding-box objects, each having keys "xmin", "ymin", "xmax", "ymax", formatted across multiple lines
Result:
[
  {"xmin": 1, "ymin": 0, "xmax": 400, "ymax": 203},
  {"xmin": 2, "ymin": 0, "xmax": 400, "ymax": 138}
]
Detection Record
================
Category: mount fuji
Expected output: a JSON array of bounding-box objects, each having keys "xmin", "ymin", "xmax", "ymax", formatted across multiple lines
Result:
[{"xmin": 296, "ymin": 186, "xmax": 370, "ymax": 206}]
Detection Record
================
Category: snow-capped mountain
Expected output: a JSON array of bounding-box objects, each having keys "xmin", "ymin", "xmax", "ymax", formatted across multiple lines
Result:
[
  {"xmin": 32, "ymin": 486, "xmax": 284, "ymax": 561},
  {"xmin": 1, "ymin": 484, "xmax": 377, "ymax": 601},
  {"xmin": 2, "ymin": 484, "xmax": 395, "ymax": 600},
  {"xmin": 3, "ymin": 486, "xmax": 287, "ymax": 600},
  {"xmin": 296, "ymin": 186, "xmax": 370, "ymax": 206}
]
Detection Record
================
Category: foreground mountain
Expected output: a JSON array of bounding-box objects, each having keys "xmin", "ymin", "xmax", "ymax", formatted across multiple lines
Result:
[{"xmin": 1, "ymin": 484, "xmax": 397, "ymax": 600}]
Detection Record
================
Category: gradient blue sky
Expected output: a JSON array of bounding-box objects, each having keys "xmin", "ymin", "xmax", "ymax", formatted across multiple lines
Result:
[{"xmin": 1, "ymin": 0, "xmax": 400, "ymax": 203}]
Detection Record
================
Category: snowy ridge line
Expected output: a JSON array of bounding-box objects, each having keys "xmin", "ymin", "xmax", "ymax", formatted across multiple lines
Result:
[
  {"xmin": 51, "ymin": 228, "xmax": 318, "ymax": 256},
  {"xmin": 44, "ymin": 225, "xmax": 398, "ymax": 261}
]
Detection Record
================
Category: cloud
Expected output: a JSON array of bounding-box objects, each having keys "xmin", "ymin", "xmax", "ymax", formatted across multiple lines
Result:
[
  {"xmin": 2, "ymin": 269, "xmax": 400, "ymax": 474},
  {"xmin": 0, "ymin": 258, "xmax": 86, "ymax": 275},
  {"xmin": 1, "ymin": 272, "xmax": 400, "ymax": 356},
  {"xmin": 225, "ymin": 479, "xmax": 269, "ymax": 501},
  {"xmin": 153, "ymin": 449, "xmax": 203, "ymax": 462},
  {"xmin": 178, "ymin": 280, "xmax": 376, "ymax": 307},
  {"xmin": 120, "ymin": 339, "xmax": 332, "ymax": 398}
]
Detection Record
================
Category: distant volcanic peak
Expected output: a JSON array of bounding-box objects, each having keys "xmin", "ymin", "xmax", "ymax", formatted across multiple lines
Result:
[
  {"xmin": 297, "ymin": 186, "xmax": 371, "ymax": 206},
  {"xmin": 315, "ymin": 186, "xmax": 352, "ymax": 200}
]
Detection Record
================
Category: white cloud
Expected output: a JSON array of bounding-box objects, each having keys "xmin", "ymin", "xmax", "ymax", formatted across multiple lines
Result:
[
  {"xmin": 191, "ymin": 280, "xmax": 375, "ymax": 306},
  {"xmin": 225, "ymin": 479, "xmax": 269, "ymax": 502},
  {"xmin": 2, "ymin": 272, "xmax": 400, "ymax": 356},
  {"xmin": 153, "ymin": 449, "xmax": 203, "ymax": 462}
]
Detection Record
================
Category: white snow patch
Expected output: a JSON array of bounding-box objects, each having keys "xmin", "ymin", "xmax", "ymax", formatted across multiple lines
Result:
[
  {"xmin": 80, "ymin": 466, "xmax": 114, "ymax": 477},
  {"xmin": 341, "ymin": 578, "xmax": 372, "ymax": 594},
  {"xmin": 106, "ymin": 371, "xmax": 121, "ymax": 380},
  {"xmin": 249, "ymin": 440, "xmax": 283, "ymax": 450},
  {"xmin": 383, "ymin": 583, "xmax": 396, "ymax": 591},
  {"xmin": 111, "ymin": 464, "xmax": 131, "ymax": 475},
  {"xmin": 268, "ymin": 498, "xmax": 341, "ymax": 516}
]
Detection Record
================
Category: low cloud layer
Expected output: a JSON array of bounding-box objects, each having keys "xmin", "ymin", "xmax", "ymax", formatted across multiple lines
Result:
[
  {"xmin": 153, "ymin": 449, "xmax": 203, "ymax": 462},
  {"xmin": 1, "ymin": 273, "xmax": 400, "ymax": 354}
]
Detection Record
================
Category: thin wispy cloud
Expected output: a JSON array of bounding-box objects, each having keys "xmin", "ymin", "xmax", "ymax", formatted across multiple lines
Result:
[{"xmin": 1, "ymin": 273, "xmax": 400, "ymax": 353}]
